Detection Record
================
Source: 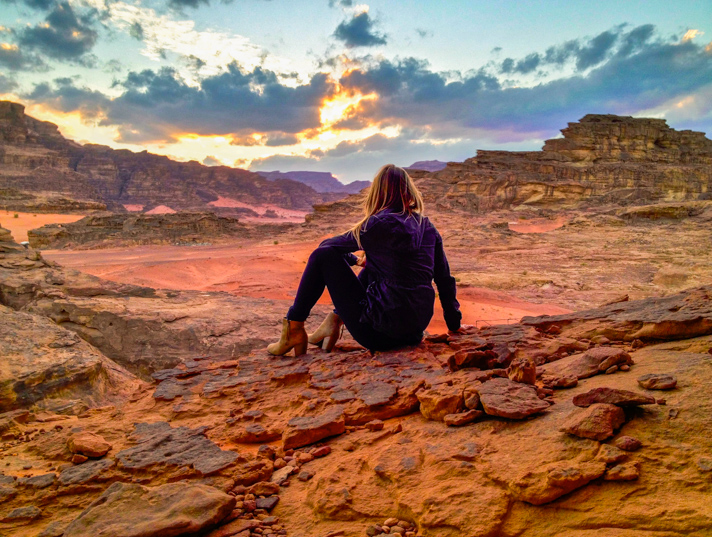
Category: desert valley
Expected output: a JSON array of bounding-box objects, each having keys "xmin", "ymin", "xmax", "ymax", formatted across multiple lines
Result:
[{"xmin": 0, "ymin": 99, "xmax": 711, "ymax": 537}]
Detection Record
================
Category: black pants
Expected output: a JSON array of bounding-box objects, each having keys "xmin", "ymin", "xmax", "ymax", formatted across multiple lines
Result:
[{"xmin": 287, "ymin": 245, "xmax": 423, "ymax": 351}]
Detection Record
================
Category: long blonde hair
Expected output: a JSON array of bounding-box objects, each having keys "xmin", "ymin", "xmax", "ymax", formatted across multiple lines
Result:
[{"xmin": 350, "ymin": 164, "xmax": 425, "ymax": 249}]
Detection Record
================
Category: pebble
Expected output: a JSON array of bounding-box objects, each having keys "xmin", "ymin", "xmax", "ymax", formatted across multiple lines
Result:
[
  {"xmin": 365, "ymin": 420, "xmax": 385, "ymax": 431},
  {"xmin": 312, "ymin": 446, "xmax": 331, "ymax": 458}
]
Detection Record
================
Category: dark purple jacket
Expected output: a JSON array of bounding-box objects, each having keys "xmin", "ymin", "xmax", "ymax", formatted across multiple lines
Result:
[{"xmin": 320, "ymin": 208, "xmax": 461, "ymax": 337}]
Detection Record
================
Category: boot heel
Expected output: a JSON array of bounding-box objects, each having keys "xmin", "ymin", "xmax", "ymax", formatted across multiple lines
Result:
[
  {"xmin": 294, "ymin": 340, "xmax": 308, "ymax": 356},
  {"xmin": 322, "ymin": 336, "xmax": 335, "ymax": 352}
]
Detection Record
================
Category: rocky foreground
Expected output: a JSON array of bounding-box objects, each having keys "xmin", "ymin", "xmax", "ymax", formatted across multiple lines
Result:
[{"xmin": 1, "ymin": 228, "xmax": 711, "ymax": 536}]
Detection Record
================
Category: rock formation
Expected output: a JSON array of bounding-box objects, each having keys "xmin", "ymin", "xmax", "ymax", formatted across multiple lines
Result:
[
  {"xmin": 27, "ymin": 211, "xmax": 256, "ymax": 249},
  {"xmin": 311, "ymin": 114, "xmax": 712, "ymax": 220},
  {"xmin": 0, "ymin": 101, "xmax": 341, "ymax": 214}
]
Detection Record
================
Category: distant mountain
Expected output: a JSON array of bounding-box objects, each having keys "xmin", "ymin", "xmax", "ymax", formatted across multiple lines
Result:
[
  {"xmin": 407, "ymin": 160, "xmax": 449, "ymax": 172},
  {"xmin": 258, "ymin": 171, "xmax": 370, "ymax": 194},
  {"xmin": 0, "ymin": 101, "xmax": 342, "ymax": 214}
]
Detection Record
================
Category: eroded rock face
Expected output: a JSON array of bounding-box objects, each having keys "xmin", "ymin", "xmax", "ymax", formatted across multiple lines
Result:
[
  {"xmin": 0, "ymin": 305, "xmax": 144, "ymax": 413},
  {"xmin": 62, "ymin": 482, "xmax": 235, "ymax": 537}
]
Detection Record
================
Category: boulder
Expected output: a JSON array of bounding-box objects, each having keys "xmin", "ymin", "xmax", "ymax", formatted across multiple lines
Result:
[
  {"xmin": 63, "ymin": 481, "xmax": 235, "ymax": 537},
  {"xmin": 67, "ymin": 431, "xmax": 112, "ymax": 458},
  {"xmin": 614, "ymin": 436, "xmax": 642, "ymax": 451},
  {"xmin": 282, "ymin": 406, "xmax": 346, "ymax": 450},
  {"xmin": 561, "ymin": 403, "xmax": 626, "ymax": 440},
  {"xmin": 417, "ymin": 386, "xmax": 464, "ymax": 421},
  {"xmin": 542, "ymin": 347, "xmax": 633, "ymax": 380},
  {"xmin": 475, "ymin": 378, "xmax": 550, "ymax": 419},
  {"xmin": 507, "ymin": 357, "xmax": 536, "ymax": 385},
  {"xmin": 638, "ymin": 373, "xmax": 677, "ymax": 390},
  {"xmin": 572, "ymin": 387, "xmax": 655, "ymax": 407}
]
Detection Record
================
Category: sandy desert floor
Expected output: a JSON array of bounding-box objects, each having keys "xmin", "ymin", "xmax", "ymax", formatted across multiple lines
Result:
[
  {"xmin": 0, "ymin": 211, "xmax": 85, "ymax": 242},
  {"xmin": 44, "ymin": 239, "xmax": 570, "ymax": 334}
]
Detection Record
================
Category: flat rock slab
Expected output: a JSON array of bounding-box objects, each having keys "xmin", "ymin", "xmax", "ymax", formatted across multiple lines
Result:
[
  {"xmin": 58, "ymin": 459, "xmax": 114, "ymax": 486},
  {"xmin": 573, "ymin": 387, "xmax": 655, "ymax": 407},
  {"xmin": 510, "ymin": 460, "xmax": 607, "ymax": 505},
  {"xmin": 63, "ymin": 481, "xmax": 235, "ymax": 537},
  {"xmin": 543, "ymin": 347, "xmax": 633, "ymax": 380},
  {"xmin": 282, "ymin": 406, "xmax": 345, "ymax": 450},
  {"xmin": 561, "ymin": 403, "xmax": 625, "ymax": 441},
  {"xmin": 417, "ymin": 386, "xmax": 464, "ymax": 421},
  {"xmin": 638, "ymin": 373, "xmax": 677, "ymax": 390},
  {"xmin": 475, "ymin": 378, "xmax": 550, "ymax": 419},
  {"xmin": 116, "ymin": 422, "xmax": 238, "ymax": 475},
  {"xmin": 68, "ymin": 431, "xmax": 112, "ymax": 457}
]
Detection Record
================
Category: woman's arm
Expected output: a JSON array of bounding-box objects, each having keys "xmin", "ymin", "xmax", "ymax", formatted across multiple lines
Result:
[
  {"xmin": 319, "ymin": 232, "xmax": 360, "ymax": 265},
  {"xmin": 433, "ymin": 233, "xmax": 462, "ymax": 331}
]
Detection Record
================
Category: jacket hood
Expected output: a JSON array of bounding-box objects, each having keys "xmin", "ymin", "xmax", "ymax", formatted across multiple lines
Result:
[{"xmin": 368, "ymin": 210, "xmax": 429, "ymax": 252}]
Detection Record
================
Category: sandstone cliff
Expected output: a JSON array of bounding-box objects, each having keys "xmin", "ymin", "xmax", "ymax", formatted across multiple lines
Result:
[
  {"xmin": 311, "ymin": 114, "xmax": 712, "ymax": 220},
  {"xmin": 0, "ymin": 101, "xmax": 340, "ymax": 214}
]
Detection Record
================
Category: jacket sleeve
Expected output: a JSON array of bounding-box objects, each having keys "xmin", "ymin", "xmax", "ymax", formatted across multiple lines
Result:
[
  {"xmin": 433, "ymin": 231, "xmax": 462, "ymax": 331},
  {"xmin": 319, "ymin": 232, "xmax": 360, "ymax": 265}
]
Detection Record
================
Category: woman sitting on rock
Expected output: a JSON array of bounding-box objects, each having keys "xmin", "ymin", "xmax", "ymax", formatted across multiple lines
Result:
[{"xmin": 268, "ymin": 164, "xmax": 462, "ymax": 356}]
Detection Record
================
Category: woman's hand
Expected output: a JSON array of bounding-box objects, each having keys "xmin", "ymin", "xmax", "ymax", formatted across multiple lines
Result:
[
  {"xmin": 448, "ymin": 323, "xmax": 474, "ymax": 334},
  {"xmin": 356, "ymin": 253, "xmax": 367, "ymax": 267}
]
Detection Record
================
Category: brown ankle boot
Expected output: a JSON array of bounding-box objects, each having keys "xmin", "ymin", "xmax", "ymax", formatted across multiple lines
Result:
[
  {"xmin": 268, "ymin": 318, "xmax": 308, "ymax": 356},
  {"xmin": 308, "ymin": 312, "xmax": 344, "ymax": 352}
]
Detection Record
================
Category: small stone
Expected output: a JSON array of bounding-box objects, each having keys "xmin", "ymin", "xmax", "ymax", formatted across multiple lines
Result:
[
  {"xmin": 605, "ymin": 365, "xmax": 618, "ymax": 374},
  {"xmin": 638, "ymin": 374, "xmax": 677, "ymax": 390},
  {"xmin": 619, "ymin": 364, "xmax": 630, "ymax": 372},
  {"xmin": 657, "ymin": 398, "xmax": 666, "ymax": 405},
  {"xmin": 384, "ymin": 517, "xmax": 399, "ymax": 526},
  {"xmin": 604, "ymin": 461, "xmax": 640, "ymax": 481},
  {"xmin": 697, "ymin": 458, "xmax": 712, "ymax": 472},
  {"xmin": 560, "ymin": 404, "xmax": 625, "ymax": 441},
  {"xmin": 443, "ymin": 409, "xmax": 484, "ymax": 427},
  {"xmin": 243, "ymin": 499, "xmax": 257, "ymax": 512},
  {"xmin": 273, "ymin": 458, "xmax": 287, "ymax": 469},
  {"xmin": 311, "ymin": 446, "xmax": 331, "ymax": 458},
  {"xmin": 464, "ymin": 391, "xmax": 481, "ymax": 410},
  {"xmin": 613, "ymin": 436, "xmax": 642, "ymax": 452},
  {"xmin": 255, "ymin": 496, "xmax": 279, "ymax": 511},
  {"xmin": 257, "ymin": 445, "xmax": 276, "ymax": 460},
  {"xmin": 262, "ymin": 516, "xmax": 278, "ymax": 525},
  {"xmin": 72, "ymin": 454, "xmax": 88, "ymax": 464},
  {"xmin": 296, "ymin": 452, "xmax": 314, "ymax": 463},
  {"xmin": 391, "ymin": 526, "xmax": 405, "ymax": 534},
  {"xmin": 417, "ymin": 386, "xmax": 464, "ymax": 421},
  {"xmin": 507, "ymin": 358, "xmax": 537, "ymax": 385},
  {"xmin": 595, "ymin": 444, "xmax": 627, "ymax": 464},
  {"xmin": 297, "ymin": 470, "xmax": 314, "ymax": 481},
  {"xmin": 365, "ymin": 420, "xmax": 385, "ymax": 431},
  {"xmin": 248, "ymin": 482, "xmax": 279, "ymax": 496}
]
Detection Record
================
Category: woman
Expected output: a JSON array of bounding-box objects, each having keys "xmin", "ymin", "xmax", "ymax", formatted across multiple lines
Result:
[{"xmin": 268, "ymin": 164, "xmax": 461, "ymax": 356}]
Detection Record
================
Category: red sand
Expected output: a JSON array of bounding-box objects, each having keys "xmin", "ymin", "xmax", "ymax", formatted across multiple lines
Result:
[
  {"xmin": 0, "ymin": 211, "xmax": 85, "ymax": 242},
  {"xmin": 45, "ymin": 240, "xmax": 570, "ymax": 334},
  {"xmin": 508, "ymin": 217, "xmax": 569, "ymax": 233},
  {"xmin": 145, "ymin": 205, "xmax": 176, "ymax": 215}
]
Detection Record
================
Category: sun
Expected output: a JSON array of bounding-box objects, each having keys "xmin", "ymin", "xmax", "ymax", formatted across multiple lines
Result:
[{"xmin": 319, "ymin": 89, "xmax": 376, "ymax": 128}]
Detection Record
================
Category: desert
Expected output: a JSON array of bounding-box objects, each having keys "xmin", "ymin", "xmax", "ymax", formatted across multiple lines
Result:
[{"xmin": 1, "ymin": 2, "xmax": 712, "ymax": 536}]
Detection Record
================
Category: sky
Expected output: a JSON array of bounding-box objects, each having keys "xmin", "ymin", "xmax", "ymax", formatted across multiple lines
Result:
[{"xmin": 0, "ymin": 0, "xmax": 710, "ymax": 183}]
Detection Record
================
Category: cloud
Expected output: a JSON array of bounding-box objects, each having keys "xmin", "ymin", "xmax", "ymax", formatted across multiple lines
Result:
[
  {"xmin": 333, "ymin": 12, "xmax": 387, "ymax": 48},
  {"xmin": 0, "ymin": 43, "xmax": 44, "ymax": 71},
  {"xmin": 202, "ymin": 155, "xmax": 222, "ymax": 166},
  {"xmin": 0, "ymin": 0, "xmax": 55, "ymax": 10},
  {"xmin": 28, "ymin": 63, "xmax": 335, "ymax": 143},
  {"xmin": 339, "ymin": 28, "xmax": 712, "ymax": 139},
  {"xmin": 329, "ymin": 0, "xmax": 354, "ymax": 7},
  {"xmin": 18, "ymin": 1, "xmax": 98, "ymax": 62},
  {"xmin": 0, "ymin": 72, "xmax": 18, "ymax": 92}
]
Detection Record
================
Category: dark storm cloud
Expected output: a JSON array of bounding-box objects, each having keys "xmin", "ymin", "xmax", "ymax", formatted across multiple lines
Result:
[
  {"xmin": 26, "ymin": 77, "xmax": 110, "ymax": 120},
  {"xmin": 0, "ymin": 44, "xmax": 44, "ymax": 71},
  {"xmin": 18, "ymin": 1, "xmax": 98, "ymax": 61},
  {"xmin": 28, "ymin": 63, "xmax": 335, "ymax": 143},
  {"xmin": 333, "ymin": 12, "xmax": 387, "ymax": 48}
]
